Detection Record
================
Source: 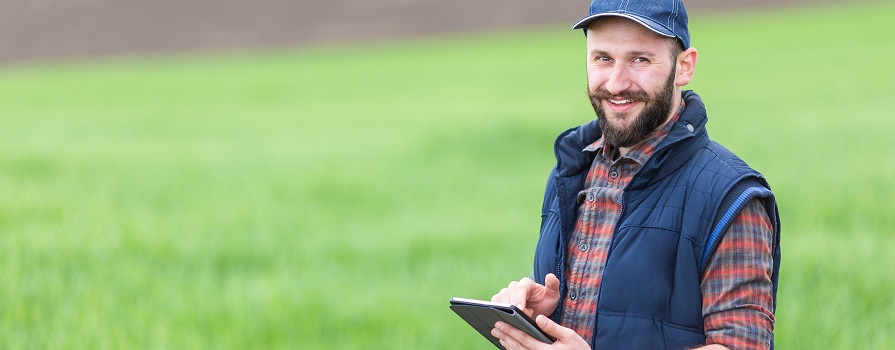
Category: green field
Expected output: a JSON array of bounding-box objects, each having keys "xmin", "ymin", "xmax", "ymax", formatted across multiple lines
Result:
[{"xmin": 1, "ymin": 1, "xmax": 894, "ymax": 348}]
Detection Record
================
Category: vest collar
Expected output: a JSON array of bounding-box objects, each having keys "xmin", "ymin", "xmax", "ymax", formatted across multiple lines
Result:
[{"xmin": 552, "ymin": 90, "xmax": 710, "ymax": 187}]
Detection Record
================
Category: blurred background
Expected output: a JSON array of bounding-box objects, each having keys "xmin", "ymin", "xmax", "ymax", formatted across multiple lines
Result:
[
  {"xmin": 0, "ymin": 0, "xmax": 824, "ymax": 62},
  {"xmin": 1, "ymin": 0, "xmax": 893, "ymax": 348}
]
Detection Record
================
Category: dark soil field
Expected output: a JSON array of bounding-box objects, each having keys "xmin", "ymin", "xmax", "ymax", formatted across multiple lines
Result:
[{"xmin": 0, "ymin": 0, "xmax": 820, "ymax": 63}]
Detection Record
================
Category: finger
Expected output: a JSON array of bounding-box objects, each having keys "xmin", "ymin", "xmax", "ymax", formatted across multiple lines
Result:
[
  {"xmin": 544, "ymin": 274, "xmax": 560, "ymax": 294},
  {"xmin": 491, "ymin": 323, "xmax": 506, "ymax": 342},
  {"xmin": 536, "ymin": 314, "xmax": 575, "ymax": 341},
  {"xmin": 492, "ymin": 288, "xmax": 509, "ymax": 303},
  {"xmin": 523, "ymin": 307, "xmax": 534, "ymax": 317},
  {"xmin": 490, "ymin": 327, "xmax": 502, "ymax": 341},
  {"xmin": 498, "ymin": 331, "xmax": 522, "ymax": 350},
  {"xmin": 509, "ymin": 279, "xmax": 534, "ymax": 309},
  {"xmin": 493, "ymin": 322, "xmax": 521, "ymax": 350},
  {"xmin": 495, "ymin": 321, "xmax": 542, "ymax": 350}
]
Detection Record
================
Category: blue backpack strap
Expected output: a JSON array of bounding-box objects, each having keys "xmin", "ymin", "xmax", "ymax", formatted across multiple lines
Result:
[{"xmin": 699, "ymin": 178, "xmax": 778, "ymax": 277}]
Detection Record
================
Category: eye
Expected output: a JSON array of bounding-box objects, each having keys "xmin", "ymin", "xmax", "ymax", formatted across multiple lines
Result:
[
  {"xmin": 632, "ymin": 57, "xmax": 651, "ymax": 64},
  {"xmin": 594, "ymin": 55, "xmax": 612, "ymax": 63}
]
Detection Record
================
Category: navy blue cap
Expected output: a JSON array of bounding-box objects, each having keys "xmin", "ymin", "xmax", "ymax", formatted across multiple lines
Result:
[{"xmin": 572, "ymin": 0, "xmax": 690, "ymax": 49}]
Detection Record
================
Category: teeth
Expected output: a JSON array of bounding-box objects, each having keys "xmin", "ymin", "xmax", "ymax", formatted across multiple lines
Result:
[{"xmin": 609, "ymin": 99, "xmax": 630, "ymax": 105}]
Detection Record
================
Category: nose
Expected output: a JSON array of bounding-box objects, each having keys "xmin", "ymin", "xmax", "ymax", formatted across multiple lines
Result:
[{"xmin": 604, "ymin": 64, "xmax": 632, "ymax": 95}]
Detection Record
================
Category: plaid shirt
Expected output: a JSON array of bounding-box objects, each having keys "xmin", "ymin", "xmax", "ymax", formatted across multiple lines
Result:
[{"xmin": 560, "ymin": 101, "xmax": 776, "ymax": 349}]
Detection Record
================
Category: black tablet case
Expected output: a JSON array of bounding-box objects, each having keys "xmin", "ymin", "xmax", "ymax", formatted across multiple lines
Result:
[{"xmin": 450, "ymin": 297, "xmax": 555, "ymax": 349}]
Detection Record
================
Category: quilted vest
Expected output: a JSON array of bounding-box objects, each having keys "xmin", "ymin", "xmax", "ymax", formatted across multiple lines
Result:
[{"xmin": 532, "ymin": 91, "xmax": 781, "ymax": 349}]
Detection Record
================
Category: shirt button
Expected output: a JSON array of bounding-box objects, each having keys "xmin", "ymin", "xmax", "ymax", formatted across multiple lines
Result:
[
  {"xmin": 610, "ymin": 171, "xmax": 619, "ymax": 179},
  {"xmin": 579, "ymin": 243, "xmax": 588, "ymax": 252},
  {"xmin": 586, "ymin": 193, "xmax": 595, "ymax": 202},
  {"xmin": 687, "ymin": 124, "xmax": 695, "ymax": 133},
  {"xmin": 569, "ymin": 291, "xmax": 577, "ymax": 300}
]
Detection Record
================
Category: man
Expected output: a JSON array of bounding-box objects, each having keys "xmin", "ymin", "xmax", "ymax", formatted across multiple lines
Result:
[{"xmin": 489, "ymin": 1, "xmax": 781, "ymax": 349}]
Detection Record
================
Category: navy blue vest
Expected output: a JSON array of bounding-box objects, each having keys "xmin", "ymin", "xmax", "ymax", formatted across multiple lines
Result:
[{"xmin": 533, "ymin": 91, "xmax": 781, "ymax": 349}]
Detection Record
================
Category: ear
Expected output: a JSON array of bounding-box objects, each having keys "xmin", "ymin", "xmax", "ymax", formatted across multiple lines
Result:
[{"xmin": 675, "ymin": 47, "xmax": 698, "ymax": 87}]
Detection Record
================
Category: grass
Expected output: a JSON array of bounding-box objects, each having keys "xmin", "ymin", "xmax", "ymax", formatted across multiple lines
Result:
[{"xmin": 1, "ymin": 1, "xmax": 894, "ymax": 348}]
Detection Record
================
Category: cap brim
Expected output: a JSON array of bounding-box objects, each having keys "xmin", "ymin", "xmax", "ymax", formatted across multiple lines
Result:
[{"xmin": 572, "ymin": 13, "xmax": 675, "ymax": 39}]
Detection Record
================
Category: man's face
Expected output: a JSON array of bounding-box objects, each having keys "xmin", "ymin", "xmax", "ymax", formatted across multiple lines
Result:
[{"xmin": 585, "ymin": 17, "xmax": 682, "ymax": 148}]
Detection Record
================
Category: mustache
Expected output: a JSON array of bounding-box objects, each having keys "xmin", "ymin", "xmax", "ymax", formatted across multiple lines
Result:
[{"xmin": 588, "ymin": 88, "xmax": 650, "ymax": 102}]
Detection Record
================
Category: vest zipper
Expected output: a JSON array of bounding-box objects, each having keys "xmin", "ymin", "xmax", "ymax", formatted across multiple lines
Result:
[
  {"xmin": 553, "ymin": 250, "xmax": 564, "ymax": 323},
  {"xmin": 552, "ymin": 179, "xmax": 568, "ymax": 323}
]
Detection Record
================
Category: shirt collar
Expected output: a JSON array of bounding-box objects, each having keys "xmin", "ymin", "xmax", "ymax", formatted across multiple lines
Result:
[{"xmin": 583, "ymin": 98, "xmax": 687, "ymax": 165}]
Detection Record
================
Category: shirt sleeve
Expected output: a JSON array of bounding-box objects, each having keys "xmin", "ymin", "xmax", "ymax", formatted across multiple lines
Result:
[{"xmin": 701, "ymin": 197, "xmax": 776, "ymax": 350}]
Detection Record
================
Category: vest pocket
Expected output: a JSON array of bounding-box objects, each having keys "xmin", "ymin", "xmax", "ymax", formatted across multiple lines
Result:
[
  {"xmin": 595, "ymin": 312, "xmax": 705, "ymax": 349},
  {"xmin": 596, "ymin": 223, "xmax": 707, "ymax": 348},
  {"xmin": 600, "ymin": 225, "xmax": 684, "ymax": 314}
]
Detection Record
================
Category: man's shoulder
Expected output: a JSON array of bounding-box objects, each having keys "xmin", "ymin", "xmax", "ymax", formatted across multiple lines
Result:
[{"xmin": 694, "ymin": 140, "xmax": 764, "ymax": 179}]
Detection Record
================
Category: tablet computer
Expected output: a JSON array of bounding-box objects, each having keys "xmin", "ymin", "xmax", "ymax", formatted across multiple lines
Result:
[{"xmin": 450, "ymin": 297, "xmax": 555, "ymax": 349}]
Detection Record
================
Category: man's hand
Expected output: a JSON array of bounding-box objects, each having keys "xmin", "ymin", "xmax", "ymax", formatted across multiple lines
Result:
[
  {"xmin": 491, "ymin": 314, "xmax": 590, "ymax": 350},
  {"xmin": 491, "ymin": 273, "xmax": 560, "ymax": 318}
]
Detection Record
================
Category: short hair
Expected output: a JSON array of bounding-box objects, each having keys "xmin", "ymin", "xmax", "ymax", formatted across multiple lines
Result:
[{"xmin": 669, "ymin": 38, "xmax": 684, "ymax": 62}]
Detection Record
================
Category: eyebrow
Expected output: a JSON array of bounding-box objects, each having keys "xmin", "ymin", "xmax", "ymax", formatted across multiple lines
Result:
[{"xmin": 589, "ymin": 49, "xmax": 658, "ymax": 58}]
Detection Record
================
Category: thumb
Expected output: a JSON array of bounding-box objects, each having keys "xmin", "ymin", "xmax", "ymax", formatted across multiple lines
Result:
[
  {"xmin": 545, "ymin": 273, "xmax": 560, "ymax": 293},
  {"xmin": 536, "ymin": 314, "xmax": 569, "ymax": 340}
]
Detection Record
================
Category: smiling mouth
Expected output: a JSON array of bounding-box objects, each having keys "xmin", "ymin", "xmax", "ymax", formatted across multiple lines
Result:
[{"xmin": 605, "ymin": 98, "xmax": 640, "ymax": 112}]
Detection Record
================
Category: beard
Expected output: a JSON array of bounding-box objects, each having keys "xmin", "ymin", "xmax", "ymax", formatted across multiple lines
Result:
[{"xmin": 588, "ymin": 67, "xmax": 677, "ymax": 148}]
